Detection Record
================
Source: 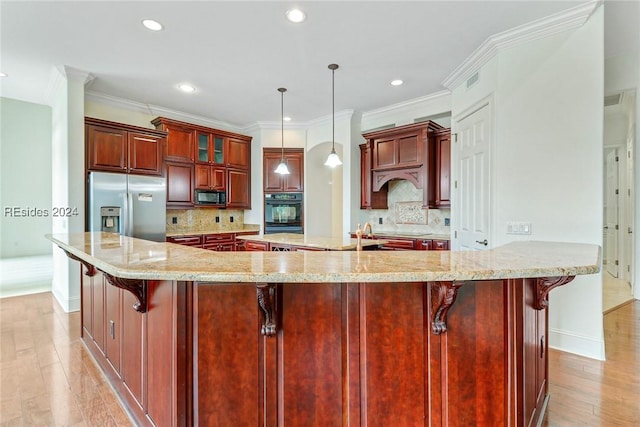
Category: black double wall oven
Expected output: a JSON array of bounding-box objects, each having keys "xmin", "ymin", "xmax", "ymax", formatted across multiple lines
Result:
[{"xmin": 264, "ymin": 193, "xmax": 303, "ymax": 234}]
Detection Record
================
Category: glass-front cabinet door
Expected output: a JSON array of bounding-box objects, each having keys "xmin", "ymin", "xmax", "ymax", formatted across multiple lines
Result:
[{"xmin": 196, "ymin": 131, "xmax": 225, "ymax": 164}]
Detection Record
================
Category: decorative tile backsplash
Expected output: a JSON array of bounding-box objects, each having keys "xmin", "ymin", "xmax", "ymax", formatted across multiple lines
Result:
[
  {"xmin": 166, "ymin": 208, "xmax": 246, "ymax": 233},
  {"xmin": 357, "ymin": 180, "xmax": 451, "ymax": 235}
]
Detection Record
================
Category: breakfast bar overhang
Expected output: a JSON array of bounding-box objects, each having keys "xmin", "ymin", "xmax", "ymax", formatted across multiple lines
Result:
[{"xmin": 48, "ymin": 232, "xmax": 600, "ymax": 427}]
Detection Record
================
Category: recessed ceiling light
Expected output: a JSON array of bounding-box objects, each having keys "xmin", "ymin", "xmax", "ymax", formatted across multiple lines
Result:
[
  {"xmin": 142, "ymin": 19, "xmax": 163, "ymax": 31},
  {"xmin": 0, "ymin": 72, "xmax": 7, "ymax": 78},
  {"xmin": 285, "ymin": 9, "xmax": 306, "ymax": 23},
  {"xmin": 390, "ymin": 79, "xmax": 404, "ymax": 86},
  {"xmin": 178, "ymin": 83, "xmax": 196, "ymax": 93},
  {"xmin": 283, "ymin": 117, "xmax": 292, "ymax": 122}
]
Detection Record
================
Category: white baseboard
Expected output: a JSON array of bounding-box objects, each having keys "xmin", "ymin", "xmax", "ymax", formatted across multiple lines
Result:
[
  {"xmin": 549, "ymin": 328, "xmax": 605, "ymax": 361},
  {"xmin": 0, "ymin": 255, "xmax": 52, "ymax": 298},
  {"xmin": 51, "ymin": 286, "xmax": 81, "ymax": 313}
]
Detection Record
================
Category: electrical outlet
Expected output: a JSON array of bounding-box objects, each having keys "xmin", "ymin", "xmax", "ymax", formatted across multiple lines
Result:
[
  {"xmin": 215, "ymin": 216, "xmax": 220, "ymax": 223},
  {"xmin": 378, "ymin": 217, "xmax": 383, "ymax": 225},
  {"xmin": 172, "ymin": 217, "xmax": 178, "ymax": 224},
  {"xmin": 506, "ymin": 221, "xmax": 532, "ymax": 235},
  {"xmin": 444, "ymin": 218, "xmax": 450, "ymax": 226},
  {"xmin": 230, "ymin": 216, "xmax": 234, "ymax": 223}
]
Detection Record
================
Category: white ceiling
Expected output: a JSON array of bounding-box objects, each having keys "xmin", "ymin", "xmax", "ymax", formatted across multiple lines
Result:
[{"xmin": 1, "ymin": 1, "xmax": 638, "ymax": 128}]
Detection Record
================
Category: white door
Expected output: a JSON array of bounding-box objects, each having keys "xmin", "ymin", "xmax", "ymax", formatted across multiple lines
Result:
[
  {"xmin": 604, "ymin": 148, "xmax": 619, "ymax": 277},
  {"xmin": 454, "ymin": 102, "xmax": 492, "ymax": 251}
]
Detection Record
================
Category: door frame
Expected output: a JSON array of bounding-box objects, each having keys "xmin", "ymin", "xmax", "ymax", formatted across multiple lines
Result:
[{"xmin": 451, "ymin": 95, "xmax": 495, "ymax": 251}]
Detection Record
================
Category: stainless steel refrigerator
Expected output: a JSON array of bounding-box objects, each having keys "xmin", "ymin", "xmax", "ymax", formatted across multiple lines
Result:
[{"xmin": 88, "ymin": 171, "xmax": 166, "ymax": 242}]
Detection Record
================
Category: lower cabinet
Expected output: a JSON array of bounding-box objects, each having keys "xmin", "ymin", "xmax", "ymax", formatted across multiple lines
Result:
[
  {"xmin": 167, "ymin": 232, "xmax": 258, "ymax": 251},
  {"xmin": 80, "ymin": 270, "xmax": 549, "ymax": 427}
]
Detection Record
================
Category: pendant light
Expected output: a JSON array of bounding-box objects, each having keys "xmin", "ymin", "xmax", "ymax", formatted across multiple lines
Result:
[
  {"xmin": 324, "ymin": 63, "xmax": 342, "ymax": 168},
  {"xmin": 274, "ymin": 87, "xmax": 290, "ymax": 175}
]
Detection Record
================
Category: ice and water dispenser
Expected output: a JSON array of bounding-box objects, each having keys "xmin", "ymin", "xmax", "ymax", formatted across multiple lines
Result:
[{"xmin": 100, "ymin": 206, "xmax": 121, "ymax": 233}]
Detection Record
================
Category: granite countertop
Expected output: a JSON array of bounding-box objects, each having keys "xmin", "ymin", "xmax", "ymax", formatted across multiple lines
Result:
[
  {"xmin": 47, "ymin": 232, "xmax": 600, "ymax": 283},
  {"xmin": 236, "ymin": 233, "xmax": 388, "ymax": 251},
  {"xmin": 166, "ymin": 225, "xmax": 260, "ymax": 237}
]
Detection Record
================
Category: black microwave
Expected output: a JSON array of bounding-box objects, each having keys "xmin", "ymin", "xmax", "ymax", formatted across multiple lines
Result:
[{"xmin": 195, "ymin": 190, "xmax": 226, "ymax": 206}]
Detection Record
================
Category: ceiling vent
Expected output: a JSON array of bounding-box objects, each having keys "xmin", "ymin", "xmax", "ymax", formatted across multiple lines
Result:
[
  {"xmin": 604, "ymin": 93, "xmax": 622, "ymax": 107},
  {"xmin": 466, "ymin": 72, "xmax": 479, "ymax": 89}
]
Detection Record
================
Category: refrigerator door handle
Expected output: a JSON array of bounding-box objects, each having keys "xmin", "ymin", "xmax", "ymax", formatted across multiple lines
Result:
[{"xmin": 127, "ymin": 192, "xmax": 134, "ymax": 237}]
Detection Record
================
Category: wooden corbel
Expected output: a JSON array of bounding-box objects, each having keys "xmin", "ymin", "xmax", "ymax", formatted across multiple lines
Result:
[
  {"xmin": 102, "ymin": 272, "xmax": 147, "ymax": 313},
  {"xmin": 257, "ymin": 284, "xmax": 277, "ymax": 337},
  {"xmin": 534, "ymin": 276, "xmax": 575, "ymax": 310},
  {"xmin": 62, "ymin": 250, "xmax": 96, "ymax": 277},
  {"xmin": 430, "ymin": 281, "xmax": 463, "ymax": 335}
]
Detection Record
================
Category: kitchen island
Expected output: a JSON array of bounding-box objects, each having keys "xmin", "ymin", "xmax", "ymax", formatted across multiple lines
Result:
[{"xmin": 49, "ymin": 232, "xmax": 600, "ymax": 427}]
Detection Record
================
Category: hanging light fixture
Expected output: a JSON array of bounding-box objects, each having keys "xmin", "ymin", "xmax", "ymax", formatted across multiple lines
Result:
[
  {"xmin": 274, "ymin": 87, "xmax": 290, "ymax": 175},
  {"xmin": 324, "ymin": 63, "xmax": 342, "ymax": 168}
]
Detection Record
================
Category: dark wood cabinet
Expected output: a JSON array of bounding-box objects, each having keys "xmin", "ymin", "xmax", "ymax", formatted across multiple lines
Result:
[
  {"xmin": 86, "ymin": 118, "xmax": 165, "ymax": 176},
  {"xmin": 428, "ymin": 129, "xmax": 451, "ymax": 208},
  {"xmin": 227, "ymin": 168, "xmax": 251, "ymax": 209},
  {"xmin": 152, "ymin": 119, "xmax": 195, "ymax": 163},
  {"xmin": 263, "ymin": 148, "xmax": 304, "ymax": 193},
  {"xmin": 360, "ymin": 121, "xmax": 448, "ymax": 209},
  {"xmin": 379, "ymin": 236, "xmax": 417, "ymax": 250},
  {"xmin": 359, "ymin": 143, "xmax": 388, "ymax": 209},
  {"xmin": 351, "ymin": 233, "xmax": 450, "ymax": 251},
  {"xmin": 153, "ymin": 117, "xmax": 252, "ymax": 209},
  {"xmin": 195, "ymin": 164, "xmax": 226, "ymax": 191},
  {"xmin": 168, "ymin": 232, "xmax": 258, "ymax": 251},
  {"xmin": 165, "ymin": 162, "xmax": 193, "ymax": 206},
  {"xmin": 243, "ymin": 240, "xmax": 270, "ymax": 251},
  {"xmin": 104, "ymin": 283, "xmax": 121, "ymax": 374}
]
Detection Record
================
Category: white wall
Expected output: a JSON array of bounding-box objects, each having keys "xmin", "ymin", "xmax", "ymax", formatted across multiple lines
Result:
[
  {"xmin": 0, "ymin": 97, "xmax": 52, "ymax": 258},
  {"xmin": 451, "ymin": 7, "xmax": 605, "ymax": 359},
  {"xmin": 50, "ymin": 67, "xmax": 88, "ymax": 312}
]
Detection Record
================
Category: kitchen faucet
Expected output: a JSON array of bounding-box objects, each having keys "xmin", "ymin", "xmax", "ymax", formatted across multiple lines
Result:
[{"xmin": 355, "ymin": 222, "xmax": 373, "ymax": 251}]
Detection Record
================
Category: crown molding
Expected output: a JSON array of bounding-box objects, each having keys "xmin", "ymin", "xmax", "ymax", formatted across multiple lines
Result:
[
  {"xmin": 361, "ymin": 90, "xmax": 451, "ymax": 122},
  {"xmin": 85, "ymin": 90, "xmax": 243, "ymax": 132},
  {"xmin": 241, "ymin": 109, "xmax": 355, "ymax": 133},
  {"xmin": 442, "ymin": 0, "xmax": 601, "ymax": 90}
]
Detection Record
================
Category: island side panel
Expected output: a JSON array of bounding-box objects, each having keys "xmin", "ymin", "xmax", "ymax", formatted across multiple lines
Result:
[
  {"xmin": 359, "ymin": 282, "xmax": 429, "ymax": 426},
  {"xmin": 195, "ymin": 284, "xmax": 261, "ymax": 426},
  {"xmin": 437, "ymin": 280, "xmax": 510, "ymax": 426},
  {"xmin": 278, "ymin": 283, "xmax": 344, "ymax": 425}
]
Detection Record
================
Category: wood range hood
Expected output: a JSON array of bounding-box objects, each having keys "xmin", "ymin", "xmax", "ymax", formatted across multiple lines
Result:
[{"xmin": 361, "ymin": 121, "xmax": 447, "ymax": 209}]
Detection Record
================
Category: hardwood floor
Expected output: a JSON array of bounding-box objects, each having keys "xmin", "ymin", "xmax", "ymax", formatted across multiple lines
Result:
[
  {"xmin": 1, "ymin": 292, "xmax": 638, "ymax": 426},
  {"xmin": 603, "ymin": 271, "xmax": 635, "ymax": 313},
  {"xmin": 0, "ymin": 292, "xmax": 132, "ymax": 426}
]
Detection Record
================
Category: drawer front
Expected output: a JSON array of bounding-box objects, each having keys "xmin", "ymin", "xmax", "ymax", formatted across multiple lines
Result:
[
  {"xmin": 167, "ymin": 235, "xmax": 202, "ymax": 247},
  {"xmin": 432, "ymin": 240, "xmax": 449, "ymax": 250},
  {"xmin": 203, "ymin": 233, "xmax": 234, "ymax": 244},
  {"xmin": 381, "ymin": 238, "xmax": 415, "ymax": 250}
]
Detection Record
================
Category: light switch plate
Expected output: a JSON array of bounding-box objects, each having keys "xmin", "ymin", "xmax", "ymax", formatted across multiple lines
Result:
[{"xmin": 506, "ymin": 221, "xmax": 532, "ymax": 235}]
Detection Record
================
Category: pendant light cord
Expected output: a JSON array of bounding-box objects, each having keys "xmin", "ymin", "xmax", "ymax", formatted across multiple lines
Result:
[
  {"xmin": 278, "ymin": 87, "xmax": 286, "ymax": 161},
  {"xmin": 328, "ymin": 64, "xmax": 339, "ymax": 152}
]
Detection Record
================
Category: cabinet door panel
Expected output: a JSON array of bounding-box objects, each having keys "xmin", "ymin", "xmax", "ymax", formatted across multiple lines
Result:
[
  {"xmin": 279, "ymin": 284, "xmax": 344, "ymax": 425},
  {"xmin": 194, "ymin": 164, "xmax": 211, "ymax": 190},
  {"xmin": 373, "ymin": 138, "xmax": 396, "ymax": 169},
  {"xmin": 81, "ymin": 268, "xmax": 93, "ymax": 338},
  {"xmin": 227, "ymin": 168, "xmax": 250, "ymax": 209},
  {"xmin": 121, "ymin": 291, "xmax": 144, "ymax": 407},
  {"xmin": 210, "ymin": 166, "xmax": 226, "ymax": 191},
  {"xmin": 226, "ymin": 138, "xmax": 250, "ymax": 169},
  {"xmin": 397, "ymin": 134, "xmax": 420, "ymax": 166},
  {"xmin": 128, "ymin": 132, "xmax": 162, "ymax": 175},
  {"xmin": 360, "ymin": 283, "xmax": 428, "ymax": 425},
  {"xmin": 87, "ymin": 125, "xmax": 127, "ymax": 172},
  {"xmin": 283, "ymin": 154, "xmax": 303, "ymax": 192},
  {"xmin": 104, "ymin": 284, "xmax": 121, "ymax": 375},
  {"xmin": 92, "ymin": 272, "xmax": 105, "ymax": 352},
  {"xmin": 166, "ymin": 162, "xmax": 193, "ymax": 206},
  {"xmin": 196, "ymin": 284, "xmax": 260, "ymax": 426},
  {"xmin": 438, "ymin": 135, "xmax": 451, "ymax": 205},
  {"xmin": 165, "ymin": 125, "xmax": 194, "ymax": 162},
  {"xmin": 264, "ymin": 155, "xmax": 284, "ymax": 192}
]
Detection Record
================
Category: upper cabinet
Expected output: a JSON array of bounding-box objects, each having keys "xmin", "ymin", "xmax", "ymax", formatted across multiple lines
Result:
[
  {"xmin": 263, "ymin": 148, "xmax": 304, "ymax": 193},
  {"xmin": 360, "ymin": 121, "xmax": 449, "ymax": 209},
  {"xmin": 86, "ymin": 117, "xmax": 166, "ymax": 176},
  {"xmin": 152, "ymin": 117, "xmax": 252, "ymax": 209},
  {"xmin": 428, "ymin": 129, "xmax": 451, "ymax": 208}
]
